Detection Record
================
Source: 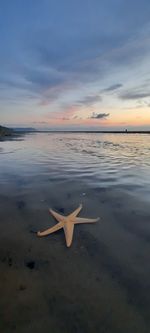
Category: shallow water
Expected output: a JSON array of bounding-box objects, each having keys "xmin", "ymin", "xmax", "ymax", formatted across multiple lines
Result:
[
  {"xmin": 1, "ymin": 132, "xmax": 150, "ymax": 198},
  {"xmin": 0, "ymin": 132, "xmax": 150, "ymax": 333}
]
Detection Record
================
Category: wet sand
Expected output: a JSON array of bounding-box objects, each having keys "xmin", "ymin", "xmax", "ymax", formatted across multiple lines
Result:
[
  {"xmin": 0, "ymin": 179, "xmax": 150, "ymax": 333},
  {"xmin": 1, "ymin": 132, "xmax": 150, "ymax": 332}
]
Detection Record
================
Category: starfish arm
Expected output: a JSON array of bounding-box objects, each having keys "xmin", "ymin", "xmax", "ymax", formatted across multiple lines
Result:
[
  {"xmin": 37, "ymin": 221, "xmax": 63, "ymax": 237},
  {"xmin": 68, "ymin": 204, "xmax": 83, "ymax": 219},
  {"xmin": 74, "ymin": 217, "xmax": 99, "ymax": 224},
  {"xmin": 63, "ymin": 223, "xmax": 74, "ymax": 247},
  {"xmin": 49, "ymin": 209, "xmax": 65, "ymax": 222}
]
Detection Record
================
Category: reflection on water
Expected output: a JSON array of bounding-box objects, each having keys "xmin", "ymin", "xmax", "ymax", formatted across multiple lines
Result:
[
  {"xmin": 0, "ymin": 132, "xmax": 150, "ymax": 333},
  {"xmin": 1, "ymin": 133, "xmax": 150, "ymax": 199}
]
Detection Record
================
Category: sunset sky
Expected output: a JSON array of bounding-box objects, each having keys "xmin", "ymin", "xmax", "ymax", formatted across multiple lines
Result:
[{"xmin": 1, "ymin": 0, "xmax": 150, "ymax": 130}]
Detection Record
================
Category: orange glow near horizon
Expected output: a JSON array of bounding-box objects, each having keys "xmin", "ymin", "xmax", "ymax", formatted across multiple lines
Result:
[
  {"xmin": 31, "ymin": 106, "xmax": 150, "ymax": 128},
  {"xmin": 8, "ymin": 105, "xmax": 150, "ymax": 129}
]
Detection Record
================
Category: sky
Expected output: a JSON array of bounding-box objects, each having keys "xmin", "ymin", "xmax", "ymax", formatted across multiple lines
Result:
[{"xmin": 0, "ymin": 0, "xmax": 150, "ymax": 130}]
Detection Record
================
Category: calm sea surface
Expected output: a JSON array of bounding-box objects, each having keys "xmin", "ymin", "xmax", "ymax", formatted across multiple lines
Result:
[
  {"xmin": 1, "ymin": 132, "xmax": 150, "ymax": 198},
  {"xmin": 0, "ymin": 132, "xmax": 150, "ymax": 333}
]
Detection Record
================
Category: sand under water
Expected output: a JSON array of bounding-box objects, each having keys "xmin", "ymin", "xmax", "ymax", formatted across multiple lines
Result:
[{"xmin": 0, "ymin": 132, "xmax": 150, "ymax": 333}]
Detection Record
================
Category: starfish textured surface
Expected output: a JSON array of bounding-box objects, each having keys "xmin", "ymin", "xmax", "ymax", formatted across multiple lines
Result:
[{"xmin": 37, "ymin": 204, "xmax": 99, "ymax": 247}]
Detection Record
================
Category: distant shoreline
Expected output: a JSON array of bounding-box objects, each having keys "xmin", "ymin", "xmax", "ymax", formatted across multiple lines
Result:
[
  {"xmin": 1, "ymin": 124, "xmax": 150, "ymax": 137},
  {"xmin": 0, "ymin": 125, "xmax": 24, "ymax": 141},
  {"xmin": 24, "ymin": 130, "xmax": 150, "ymax": 134}
]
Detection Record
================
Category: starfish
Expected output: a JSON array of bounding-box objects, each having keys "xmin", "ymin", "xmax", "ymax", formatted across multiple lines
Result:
[{"xmin": 37, "ymin": 204, "xmax": 99, "ymax": 247}]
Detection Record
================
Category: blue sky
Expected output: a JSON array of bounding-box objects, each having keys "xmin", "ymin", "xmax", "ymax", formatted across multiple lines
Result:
[{"xmin": 0, "ymin": 0, "xmax": 150, "ymax": 130}]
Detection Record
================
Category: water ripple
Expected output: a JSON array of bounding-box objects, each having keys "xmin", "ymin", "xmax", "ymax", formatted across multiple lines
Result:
[{"xmin": 0, "ymin": 132, "xmax": 150, "ymax": 200}]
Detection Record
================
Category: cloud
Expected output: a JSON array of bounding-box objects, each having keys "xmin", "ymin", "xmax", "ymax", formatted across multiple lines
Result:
[
  {"xmin": 90, "ymin": 112, "xmax": 110, "ymax": 119},
  {"xmin": 24, "ymin": 69, "xmax": 60, "ymax": 89},
  {"xmin": 62, "ymin": 117, "xmax": 70, "ymax": 121},
  {"xmin": 122, "ymin": 99, "xmax": 150, "ymax": 109},
  {"xmin": 1, "ymin": 19, "xmax": 150, "ymax": 107},
  {"xmin": 103, "ymin": 83, "xmax": 123, "ymax": 92},
  {"xmin": 76, "ymin": 94, "xmax": 102, "ymax": 107},
  {"xmin": 119, "ymin": 89, "xmax": 150, "ymax": 100},
  {"xmin": 19, "ymin": 27, "xmax": 150, "ymax": 107}
]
